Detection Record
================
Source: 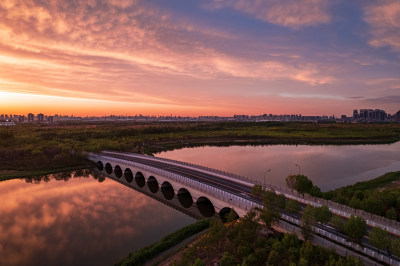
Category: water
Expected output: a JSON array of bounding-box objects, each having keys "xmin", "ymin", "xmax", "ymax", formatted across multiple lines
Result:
[
  {"xmin": 0, "ymin": 171, "xmax": 194, "ymax": 266},
  {"xmin": 1, "ymin": 143, "xmax": 399, "ymax": 265},
  {"xmin": 157, "ymin": 142, "xmax": 400, "ymax": 191}
]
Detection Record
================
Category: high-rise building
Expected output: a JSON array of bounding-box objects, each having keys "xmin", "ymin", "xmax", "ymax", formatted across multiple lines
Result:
[
  {"xmin": 358, "ymin": 109, "xmax": 386, "ymax": 121},
  {"xmin": 27, "ymin": 113, "xmax": 34, "ymax": 122},
  {"xmin": 37, "ymin": 113, "xmax": 44, "ymax": 122},
  {"xmin": 353, "ymin": 110, "xmax": 358, "ymax": 119}
]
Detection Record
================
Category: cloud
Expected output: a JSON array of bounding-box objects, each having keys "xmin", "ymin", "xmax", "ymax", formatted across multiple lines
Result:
[
  {"xmin": 364, "ymin": 0, "xmax": 400, "ymax": 52},
  {"xmin": 206, "ymin": 0, "xmax": 332, "ymax": 28},
  {"xmin": 363, "ymin": 95, "xmax": 400, "ymax": 105},
  {"xmin": 0, "ymin": 0, "xmax": 335, "ymax": 110}
]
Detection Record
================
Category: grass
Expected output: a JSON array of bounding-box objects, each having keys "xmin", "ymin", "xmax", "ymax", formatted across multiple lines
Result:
[
  {"xmin": 1, "ymin": 121, "xmax": 399, "ymax": 179},
  {"xmin": 0, "ymin": 163, "xmax": 93, "ymax": 182},
  {"xmin": 115, "ymin": 219, "xmax": 211, "ymax": 266}
]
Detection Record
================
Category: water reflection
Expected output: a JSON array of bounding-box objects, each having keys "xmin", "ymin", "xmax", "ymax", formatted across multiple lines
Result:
[
  {"xmin": 157, "ymin": 142, "xmax": 400, "ymax": 191},
  {"xmin": 0, "ymin": 170, "xmax": 194, "ymax": 266}
]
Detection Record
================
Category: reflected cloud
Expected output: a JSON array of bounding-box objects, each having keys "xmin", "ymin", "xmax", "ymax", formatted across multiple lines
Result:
[{"xmin": 0, "ymin": 174, "xmax": 193, "ymax": 266}]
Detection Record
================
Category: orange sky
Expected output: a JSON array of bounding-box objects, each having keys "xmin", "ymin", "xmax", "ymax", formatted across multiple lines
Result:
[{"xmin": 0, "ymin": 0, "xmax": 399, "ymax": 116}]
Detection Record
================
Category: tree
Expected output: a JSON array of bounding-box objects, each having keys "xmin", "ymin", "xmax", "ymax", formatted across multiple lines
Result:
[
  {"xmin": 285, "ymin": 199, "xmax": 301, "ymax": 214},
  {"xmin": 286, "ymin": 174, "xmax": 296, "ymax": 189},
  {"xmin": 219, "ymin": 252, "xmax": 236, "ymax": 266},
  {"xmin": 313, "ymin": 206, "xmax": 332, "ymax": 224},
  {"xmin": 344, "ymin": 215, "xmax": 367, "ymax": 243},
  {"xmin": 386, "ymin": 207, "xmax": 397, "ymax": 220},
  {"xmin": 251, "ymin": 184, "xmax": 263, "ymax": 199},
  {"xmin": 293, "ymin": 175, "xmax": 314, "ymax": 196},
  {"xmin": 260, "ymin": 190, "xmax": 284, "ymax": 228},
  {"xmin": 331, "ymin": 215, "xmax": 345, "ymax": 232},
  {"xmin": 226, "ymin": 208, "xmax": 239, "ymax": 223},
  {"xmin": 192, "ymin": 258, "xmax": 205, "ymax": 266},
  {"xmin": 309, "ymin": 185, "xmax": 322, "ymax": 197},
  {"xmin": 369, "ymin": 227, "xmax": 390, "ymax": 250},
  {"xmin": 301, "ymin": 206, "xmax": 316, "ymax": 241},
  {"xmin": 391, "ymin": 238, "xmax": 400, "ymax": 257}
]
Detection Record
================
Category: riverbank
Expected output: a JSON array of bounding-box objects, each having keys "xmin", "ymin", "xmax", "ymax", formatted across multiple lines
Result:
[
  {"xmin": 0, "ymin": 161, "xmax": 94, "ymax": 181},
  {"xmin": 321, "ymin": 171, "xmax": 400, "ymax": 221},
  {"xmin": 115, "ymin": 219, "xmax": 211, "ymax": 266},
  {"xmin": 1, "ymin": 122, "xmax": 399, "ymax": 179}
]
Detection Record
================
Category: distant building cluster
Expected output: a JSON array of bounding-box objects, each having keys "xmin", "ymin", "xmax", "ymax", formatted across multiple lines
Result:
[
  {"xmin": 0, "ymin": 108, "xmax": 399, "ymax": 126},
  {"xmin": 352, "ymin": 109, "xmax": 387, "ymax": 122}
]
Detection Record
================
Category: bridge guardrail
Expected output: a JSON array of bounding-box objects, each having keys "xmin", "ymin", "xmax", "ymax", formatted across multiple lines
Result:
[
  {"xmin": 90, "ymin": 153, "xmax": 261, "ymax": 213},
  {"xmin": 99, "ymin": 151, "xmax": 400, "ymax": 236},
  {"xmin": 91, "ymin": 152, "xmax": 400, "ymax": 265}
]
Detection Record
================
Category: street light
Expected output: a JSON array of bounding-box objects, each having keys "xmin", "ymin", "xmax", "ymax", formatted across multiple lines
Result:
[
  {"xmin": 295, "ymin": 164, "xmax": 301, "ymax": 175},
  {"xmin": 264, "ymin": 169, "xmax": 271, "ymax": 189}
]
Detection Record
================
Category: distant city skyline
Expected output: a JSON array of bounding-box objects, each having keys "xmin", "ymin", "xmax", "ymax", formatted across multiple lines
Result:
[
  {"xmin": 1, "ymin": 108, "xmax": 398, "ymax": 124},
  {"xmin": 0, "ymin": 1, "xmax": 399, "ymax": 116}
]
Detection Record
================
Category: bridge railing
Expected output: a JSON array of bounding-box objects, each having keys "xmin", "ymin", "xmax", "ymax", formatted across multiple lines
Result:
[
  {"xmin": 279, "ymin": 216, "xmax": 400, "ymax": 266},
  {"xmin": 264, "ymin": 183, "xmax": 400, "ymax": 236},
  {"xmin": 91, "ymin": 153, "xmax": 400, "ymax": 265},
  {"xmin": 114, "ymin": 151, "xmax": 260, "ymax": 186},
  {"xmin": 90, "ymin": 153, "xmax": 261, "ymax": 212},
  {"xmin": 97, "ymin": 151, "xmax": 400, "ymax": 236},
  {"xmin": 130, "ymin": 152, "xmax": 400, "ymax": 235}
]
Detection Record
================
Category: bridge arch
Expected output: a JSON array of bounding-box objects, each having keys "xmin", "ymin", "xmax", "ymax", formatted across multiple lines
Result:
[
  {"xmin": 135, "ymin": 172, "xmax": 145, "ymax": 188},
  {"xmin": 147, "ymin": 176, "xmax": 159, "ymax": 193},
  {"xmin": 219, "ymin": 207, "xmax": 239, "ymax": 222},
  {"xmin": 105, "ymin": 163, "xmax": 113, "ymax": 174},
  {"xmin": 97, "ymin": 161, "xmax": 103, "ymax": 171},
  {"xmin": 161, "ymin": 181, "xmax": 175, "ymax": 200},
  {"xmin": 177, "ymin": 188, "xmax": 193, "ymax": 208},
  {"xmin": 196, "ymin": 197, "xmax": 215, "ymax": 217},
  {"xmin": 114, "ymin": 165, "xmax": 122, "ymax": 178},
  {"xmin": 124, "ymin": 168, "xmax": 133, "ymax": 183}
]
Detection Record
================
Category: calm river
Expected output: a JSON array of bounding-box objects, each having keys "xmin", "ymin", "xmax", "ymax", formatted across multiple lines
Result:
[
  {"xmin": 1, "ymin": 142, "xmax": 399, "ymax": 265},
  {"xmin": 0, "ymin": 171, "xmax": 194, "ymax": 266},
  {"xmin": 158, "ymin": 142, "xmax": 400, "ymax": 191}
]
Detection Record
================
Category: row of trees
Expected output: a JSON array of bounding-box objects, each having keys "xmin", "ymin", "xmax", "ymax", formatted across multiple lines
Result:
[
  {"xmin": 260, "ymin": 182, "xmax": 400, "ymax": 257},
  {"xmin": 286, "ymin": 173, "xmax": 400, "ymax": 221},
  {"xmin": 175, "ymin": 213, "xmax": 362, "ymax": 266}
]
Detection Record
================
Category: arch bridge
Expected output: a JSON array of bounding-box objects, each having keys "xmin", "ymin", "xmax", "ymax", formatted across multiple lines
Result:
[{"xmin": 89, "ymin": 151, "xmax": 258, "ymax": 219}]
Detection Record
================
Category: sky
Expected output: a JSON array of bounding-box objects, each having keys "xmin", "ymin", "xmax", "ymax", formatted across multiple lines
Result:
[{"xmin": 0, "ymin": 0, "xmax": 399, "ymax": 116}]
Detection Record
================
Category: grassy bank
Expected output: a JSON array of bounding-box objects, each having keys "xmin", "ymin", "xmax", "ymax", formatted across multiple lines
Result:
[
  {"xmin": 1, "ymin": 121, "xmax": 399, "ymax": 179},
  {"xmin": 321, "ymin": 171, "xmax": 400, "ymax": 220},
  {"xmin": 116, "ymin": 219, "xmax": 211, "ymax": 266},
  {"xmin": 0, "ymin": 163, "xmax": 93, "ymax": 182}
]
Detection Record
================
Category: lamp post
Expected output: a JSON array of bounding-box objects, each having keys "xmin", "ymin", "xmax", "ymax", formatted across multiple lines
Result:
[
  {"xmin": 295, "ymin": 164, "xmax": 301, "ymax": 175},
  {"xmin": 264, "ymin": 169, "xmax": 271, "ymax": 189}
]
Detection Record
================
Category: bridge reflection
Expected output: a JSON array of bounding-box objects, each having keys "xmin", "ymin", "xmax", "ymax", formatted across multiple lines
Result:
[{"xmin": 96, "ymin": 169, "xmax": 234, "ymax": 221}]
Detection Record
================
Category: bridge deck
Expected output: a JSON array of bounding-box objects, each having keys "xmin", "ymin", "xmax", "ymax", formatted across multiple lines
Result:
[
  {"xmin": 101, "ymin": 151, "xmax": 255, "ymax": 202},
  {"xmin": 92, "ymin": 151, "xmax": 400, "ymax": 266}
]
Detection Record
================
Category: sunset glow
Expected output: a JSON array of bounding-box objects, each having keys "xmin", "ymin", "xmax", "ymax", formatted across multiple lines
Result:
[{"xmin": 0, "ymin": 0, "xmax": 399, "ymax": 116}]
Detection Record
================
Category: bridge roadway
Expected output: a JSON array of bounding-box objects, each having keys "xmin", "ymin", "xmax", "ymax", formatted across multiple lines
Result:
[
  {"xmin": 101, "ymin": 151, "xmax": 255, "ymax": 202},
  {"xmin": 94, "ymin": 151, "xmax": 400, "ymax": 266}
]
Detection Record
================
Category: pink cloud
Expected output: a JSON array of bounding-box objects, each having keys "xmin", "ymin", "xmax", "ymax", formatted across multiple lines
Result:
[
  {"xmin": 364, "ymin": 0, "xmax": 400, "ymax": 52},
  {"xmin": 207, "ymin": 0, "xmax": 332, "ymax": 28}
]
